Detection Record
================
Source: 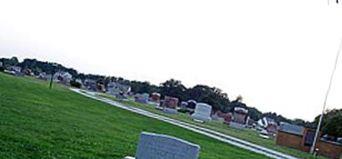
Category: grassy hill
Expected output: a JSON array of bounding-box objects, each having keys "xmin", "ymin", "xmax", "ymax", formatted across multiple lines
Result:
[{"xmin": 0, "ymin": 73, "xmax": 269, "ymax": 159}]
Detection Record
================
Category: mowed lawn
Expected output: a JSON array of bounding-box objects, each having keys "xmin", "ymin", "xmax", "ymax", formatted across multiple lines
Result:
[{"xmin": 0, "ymin": 73, "xmax": 269, "ymax": 159}]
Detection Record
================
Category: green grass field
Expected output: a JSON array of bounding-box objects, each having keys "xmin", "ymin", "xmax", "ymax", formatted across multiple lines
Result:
[
  {"xmin": 98, "ymin": 93, "xmax": 326, "ymax": 159},
  {"xmin": 0, "ymin": 72, "xmax": 270, "ymax": 159}
]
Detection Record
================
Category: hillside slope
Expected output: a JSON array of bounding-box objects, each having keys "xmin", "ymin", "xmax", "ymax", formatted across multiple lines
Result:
[{"xmin": 0, "ymin": 73, "xmax": 268, "ymax": 159}]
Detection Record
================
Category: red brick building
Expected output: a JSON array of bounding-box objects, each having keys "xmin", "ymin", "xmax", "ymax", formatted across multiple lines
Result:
[{"xmin": 276, "ymin": 122, "xmax": 342, "ymax": 159}]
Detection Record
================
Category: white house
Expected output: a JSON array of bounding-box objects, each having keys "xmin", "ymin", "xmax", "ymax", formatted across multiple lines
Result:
[
  {"xmin": 257, "ymin": 117, "xmax": 278, "ymax": 135},
  {"xmin": 37, "ymin": 72, "xmax": 52, "ymax": 80},
  {"xmin": 53, "ymin": 71, "xmax": 73, "ymax": 85},
  {"xmin": 9, "ymin": 66, "xmax": 22, "ymax": 73},
  {"xmin": 107, "ymin": 82, "xmax": 131, "ymax": 97},
  {"xmin": 83, "ymin": 79, "xmax": 97, "ymax": 91}
]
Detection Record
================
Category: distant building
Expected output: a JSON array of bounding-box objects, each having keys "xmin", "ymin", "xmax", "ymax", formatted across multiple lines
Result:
[
  {"xmin": 107, "ymin": 82, "xmax": 131, "ymax": 97},
  {"xmin": 37, "ymin": 72, "xmax": 52, "ymax": 80},
  {"xmin": 5, "ymin": 66, "xmax": 22, "ymax": 76},
  {"xmin": 257, "ymin": 117, "xmax": 278, "ymax": 135},
  {"xmin": 83, "ymin": 79, "xmax": 97, "ymax": 92},
  {"xmin": 276, "ymin": 122, "xmax": 342, "ymax": 159},
  {"xmin": 53, "ymin": 71, "xmax": 72, "ymax": 85},
  {"xmin": 22, "ymin": 68, "xmax": 34, "ymax": 76},
  {"xmin": 9, "ymin": 66, "xmax": 21, "ymax": 73}
]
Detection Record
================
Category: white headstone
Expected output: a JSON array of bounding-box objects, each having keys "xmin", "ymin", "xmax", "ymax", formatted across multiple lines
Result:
[
  {"xmin": 191, "ymin": 103, "xmax": 212, "ymax": 122},
  {"xmin": 136, "ymin": 132, "xmax": 200, "ymax": 159}
]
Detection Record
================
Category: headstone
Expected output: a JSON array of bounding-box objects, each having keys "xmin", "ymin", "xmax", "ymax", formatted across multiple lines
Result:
[
  {"xmin": 180, "ymin": 101, "xmax": 188, "ymax": 109},
  {"xmin": 135, "ymin": 93, "xmax": 149, "ymax": 104},
  {"xmin": 150, "ymin": 92, "xmax": 161, "ymax": 103},
  {"xmin": 230, "ymin": 107, "xmax": 249, "ymax": 129},
  {"xmin": 162, "ymin": 96, "xmax": 179, "ymax": 109},
  {"xmin": 161, "ymin": 96, "xmax": 179, "ymax": 114},
  {"xmin": 224, "ymin": 113, "xmax": 233, "ymax": 124},
  {"xmin": 155, "ymin": 99, "xmax": 164, "ymax": 110},
  {"xmin": 232, "ymin": 107, "xmax": 248, "ymax": 124},
  {"xmin": 187, "ymin": 100, "xmax": 197, "ymax": 110},
  {"xmin": 191, "ymin": 103, "xmax": 212, "ymax": 122},
  {"xmin": 135, "ymin": 132, "xmax": 200, "ymax": 159},
  {"xmin": 211, "ymin": 111, "xmax": 228, "ymax": 122},
  {"xmin": 246, "ymin": 117, "xmax": 256, "ymax": 128}
]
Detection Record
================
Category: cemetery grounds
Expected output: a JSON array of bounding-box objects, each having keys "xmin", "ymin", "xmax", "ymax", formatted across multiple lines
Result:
[
  {"xmin": 0, "ymin": 72, "xmax": 270, "ymax": 159},
  {"xmin": 98, "ymin": 93, "xmax": 327, "ymax": 159}
]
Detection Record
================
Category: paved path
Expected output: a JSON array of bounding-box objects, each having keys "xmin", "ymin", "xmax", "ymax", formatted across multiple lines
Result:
[{"xmin": 71, "ymin": 88, "xmax": 299, "ymax": 159}]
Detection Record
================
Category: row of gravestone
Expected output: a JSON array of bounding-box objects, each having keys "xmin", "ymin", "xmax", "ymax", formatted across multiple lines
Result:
[
  {"xmin": 162, "ymin": 102, "xmax": 213, "ymax": 122},
  {"xmin": 134, "ymin": 93, "xmax": 213, "ymax": 123}
]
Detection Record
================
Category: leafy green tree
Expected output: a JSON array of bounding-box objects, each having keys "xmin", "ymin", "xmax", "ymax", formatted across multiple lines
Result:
[
  {"xmin": 0, "ymin": 56, "xmax": 19, "ymax": 67},
  {"xmin": 130, "ymin": 81, "xmax": 159, "ymax": 94},
  {"xmin": 160, "ymin": 79, "xmax": 187, "ymax": 101},
  {"xmin": 186, "ymin": 85, "xmax": 230, "ymax": 112},
  {"xmin": 248, "ymin": 107, "xmax": 262, "ymax": 121},
  {"xmin": 314, "ymin": 109, "xmax": 342, "ymax": 137},
  {"xmin": 70, "ymin": 80, "xmax": 82, "ymax": 88}
]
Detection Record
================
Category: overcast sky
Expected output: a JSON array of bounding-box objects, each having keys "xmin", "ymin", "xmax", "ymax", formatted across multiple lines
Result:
[{"xmin": 1, "ymin": 0, "xmax": 341, "ymax": 121}]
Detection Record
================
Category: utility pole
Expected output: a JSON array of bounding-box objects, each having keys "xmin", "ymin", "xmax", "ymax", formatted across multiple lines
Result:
[
  {"xmin": 49, "ymin": 63, "xmax": 58, "ymax": 89},
  {"xmin": 310, "ymin": 40, "xmax": 342, "ymax": 154},
  {"xmin": 49, "ymin": 73, "xmax": 54, "ymax": 89}
]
